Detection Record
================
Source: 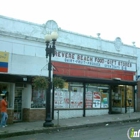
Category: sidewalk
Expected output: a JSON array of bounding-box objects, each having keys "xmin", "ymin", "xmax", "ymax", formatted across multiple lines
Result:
[{"xmin": 0, "ymin": 112, "xmax": 140, "ymax": 138}]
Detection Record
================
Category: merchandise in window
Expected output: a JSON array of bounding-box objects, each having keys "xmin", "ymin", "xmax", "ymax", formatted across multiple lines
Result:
[{"xmin": 86, "ymin": 84, "xmax": 109, "ymax": 109}]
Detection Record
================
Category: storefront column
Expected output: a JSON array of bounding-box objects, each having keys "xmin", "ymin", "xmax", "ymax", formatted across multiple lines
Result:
[
  {"xmin": 108, "ymin": 86, "xmax": 111, "ymax": 114},
  {"xmin": 83, "ymin": 83, "xmax": 86, "ymax": 117},
  {"xmin": 8, "ymin": 83, "xmax": 15, "ymax": 108},
  {"xmin": 133, "ymin": 85, "xmax": 136, "ymax": 112},
  {"xmin": 7, "ymin": 83, "xmax": 15, "ymax": 124},
  {"xmin": 22, "ymin": 84, "xmax": 32, "ymax": 121}
]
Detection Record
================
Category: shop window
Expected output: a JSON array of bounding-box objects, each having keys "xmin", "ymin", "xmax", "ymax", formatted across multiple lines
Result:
[
  {"xmin": 70, "ymin": 83, "xmax": 83, "ymax": 108},
  {"xmin": 54, "ymin": 88, "xmax": 70, "ymax": 108},
  {"xmin": 31, "ymin": 89, "xmax": 46, "ymax": 108},
  {"xmin": 54, "ymin": 82, "xmax": 109, "ymax": 109},
  {"xmin": 54, "ymin": 82, "xmax": 83, "ymax": 109},
  {"xmin": 86, "ymin": 84, "xmax": 109, "ymax": 109}
]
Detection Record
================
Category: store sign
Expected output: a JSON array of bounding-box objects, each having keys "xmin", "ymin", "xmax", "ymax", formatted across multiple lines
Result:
[
  {"xmin": 54, "ymin": 51, "xmax": 136, "ymax": 72},
  {"xmin": 0, "ymin": 51, "xmax": 9, "ymax": 73}
]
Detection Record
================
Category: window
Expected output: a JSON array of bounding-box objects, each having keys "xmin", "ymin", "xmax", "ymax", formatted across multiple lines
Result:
[
  {"xmin": 54, "ymin": 88, "xmax": 69, "ymax": 108},
  {"xmin": 70, "ymin": 83, "xmax": 83, "ymax": 108},
  {"xmin": 54, "ymin": 82, "xmax": 83, "ymax": 109},
  {"xmin": 31, "ymin": 89, "xmax": 46, "ymax": 108},
  {"xmin": 86, "ymin": 84, "xmax": 109, "ymax": 109},
  {"xmin": 54, "ymin": 82, "xmax": 109, "ymax": 109}
]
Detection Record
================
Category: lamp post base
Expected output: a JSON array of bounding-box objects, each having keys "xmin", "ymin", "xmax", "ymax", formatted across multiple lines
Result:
[
  {"xmin": 43, "ymin": 117, "xmax": 54, "ymax": 127},
  {"xmin": 43, "ymin": 121, "xmax": 54, "ymax": 127}
]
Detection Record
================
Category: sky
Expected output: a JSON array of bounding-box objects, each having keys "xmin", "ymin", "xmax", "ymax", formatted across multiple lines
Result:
[{"xmin": 0, "ymin": 0, "xmax": 140, "ymax": 47}]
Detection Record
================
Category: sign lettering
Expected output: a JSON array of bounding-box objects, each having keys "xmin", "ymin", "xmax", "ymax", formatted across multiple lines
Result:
[{"xmin": 54, "ymin": 51, "xmax": 136, "ymax": 72}]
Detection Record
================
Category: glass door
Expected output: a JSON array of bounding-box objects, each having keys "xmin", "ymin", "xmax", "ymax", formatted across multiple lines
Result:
[
  {"xmin": 111, "ymin": 85, "xmax": 134, "ymax": 114},
  {"xmin": 14, "ymin": 88, "xmax": 22, "ymax": 121},
  {"xmin": 126, "ymin": 85, "xmax": 134, "ymax": 113},
  {"xmin": 111, "ymin": 85, "xmax": 124, "ymax": 113}
]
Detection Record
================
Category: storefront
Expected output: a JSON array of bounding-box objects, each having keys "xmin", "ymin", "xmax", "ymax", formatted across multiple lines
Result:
[
  {"xmin": 0, "ymin": 16, "xmax": 139, "ymax": 122},
  {"xmin": 0, "ymin": 74, "xmax": 33, "ymax": 123},
  {"xmin": 52, "ymin": 76, "xmax": 136, "ymax": 119},
  {"xmin": 0, "ymin": 50, "xmax": 136, "ymax": 122},
  {"xmin": 52, "ymin": 49, "xmax": 137, "ymax": 119}
]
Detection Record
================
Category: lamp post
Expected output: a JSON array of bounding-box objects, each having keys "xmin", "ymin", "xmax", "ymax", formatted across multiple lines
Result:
[{"xmin": 43, "ymin": 31, "xmax": 58, "ymax": 127}]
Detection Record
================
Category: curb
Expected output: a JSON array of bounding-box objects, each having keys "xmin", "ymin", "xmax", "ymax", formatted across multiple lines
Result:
[{"xmin": 0, "ymin": 118, "xmax": 140, "ymax": 139}]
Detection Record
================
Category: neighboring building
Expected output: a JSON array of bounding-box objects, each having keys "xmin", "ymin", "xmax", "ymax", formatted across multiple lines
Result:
[{"xmin": 0, "ymin": 15, "xmax": 139, "ymax": 123}]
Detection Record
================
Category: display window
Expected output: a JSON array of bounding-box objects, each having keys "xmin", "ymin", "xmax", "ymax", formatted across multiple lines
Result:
[
  {"xmin": 54, "ymin": 82, "xmax": 109, "ymax": 109},
  {"xmin": 54, "ymin": 82, "xmax": 83, "ymax": 109},
  {"xmin": 54, "ymin": 88, "xmax": 70, "ymax": 108},
  {"xmin": 31, "ymin": 89, "xmax": 46, "ymax": 108},
  {"xmin": 69, "ymin": 83, "xmax": 83, "ymax": 108},
  {"xmin": 86, "ymin": 84, "xmax": 109, "ymax": 109}
]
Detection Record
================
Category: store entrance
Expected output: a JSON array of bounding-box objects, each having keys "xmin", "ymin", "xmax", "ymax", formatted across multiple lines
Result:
[
  {"xmin": 14, "ymin": 88, "xmax": 22, "ymax": 121},
  {"xmin": 111, "ymin": 85, "xmax": 134, "ymax": 114},
  {"xmin": 111, "ymin": 85, "xmax": 125, "ymax": 113}
]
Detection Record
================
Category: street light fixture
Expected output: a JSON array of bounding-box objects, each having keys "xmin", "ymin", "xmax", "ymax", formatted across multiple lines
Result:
[{"xmin": 43, "ymin": 31, "xmax": 58, "ymax": 127}]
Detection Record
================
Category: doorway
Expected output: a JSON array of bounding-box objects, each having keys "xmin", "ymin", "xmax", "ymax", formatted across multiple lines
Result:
[
  {"xmin": 111, "ymin": 85, "xmax": 134, "ymax": 114},
  {"xmin": 14, "ymin": 88, "xmax": 22, "ymax": 121},
  {"xmin": 111, "ymin": 85, "xmax": 124, "ymax": 113}
]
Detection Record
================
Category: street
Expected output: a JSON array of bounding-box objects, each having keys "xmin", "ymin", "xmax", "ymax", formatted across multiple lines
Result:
[{"xmin": 1, "ymin": 121, "xmax": 140, "ymax": 140}]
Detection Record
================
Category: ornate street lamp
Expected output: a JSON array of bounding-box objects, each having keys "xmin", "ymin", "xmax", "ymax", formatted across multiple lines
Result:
[{"xmin": 43, "ymin": 31, "xmax": 58, "ymax": 127}]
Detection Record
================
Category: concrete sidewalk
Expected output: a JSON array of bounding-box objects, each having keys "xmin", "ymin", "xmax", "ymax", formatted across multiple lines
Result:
[{"xmin": 0, "ymin": 112, "xmax": 140, "ymax": 138}]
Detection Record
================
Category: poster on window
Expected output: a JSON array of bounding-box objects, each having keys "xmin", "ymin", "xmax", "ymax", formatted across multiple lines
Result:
[
  {"xmin": 101, "ymin": 93, "xmax": 108, "ymax": 108},
  {"xmin": 93, "ymin": 91, "xmax": 101, "ymax": 108},
  {"xmin": 70, "ymin": 92, "xmax": 83, "ymax": 108},
  {"xmin": 54, "ymin": 89, "xmax": 69, "ymax": 108},
  {"xmin": 86, "ymin": 91, "xmax": 93, "ymax": 108}
]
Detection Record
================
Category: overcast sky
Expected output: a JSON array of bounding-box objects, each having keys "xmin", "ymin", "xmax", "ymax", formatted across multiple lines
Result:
[{"xmin": 0, "ymin": 0, "xmax": 140, "ymax": 47}]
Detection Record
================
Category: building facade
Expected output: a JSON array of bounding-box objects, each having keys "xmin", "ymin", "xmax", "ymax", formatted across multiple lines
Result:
[{"xmin": 0, "ymin": 15, "xmax": 139, "ymax": 123}]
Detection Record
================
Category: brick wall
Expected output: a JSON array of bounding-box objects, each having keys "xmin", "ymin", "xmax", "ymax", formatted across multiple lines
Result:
[
  {"xmin": 7, "ymin": 109, "xmax": 14, "ymax": 124},
  {"xmin": 23, "ymin": 108, "xmax": 46, "ymax": 122}
]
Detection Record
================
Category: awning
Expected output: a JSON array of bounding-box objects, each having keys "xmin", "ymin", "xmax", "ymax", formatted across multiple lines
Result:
[{"xmin": 54, "ymin": 75, "xmax": 137, "ymax": 86}]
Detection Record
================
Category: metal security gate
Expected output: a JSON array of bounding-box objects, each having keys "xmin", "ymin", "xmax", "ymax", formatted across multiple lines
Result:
[{"xmin": 14, "ymin": 88, "xmax": 22, "ymax": 121}]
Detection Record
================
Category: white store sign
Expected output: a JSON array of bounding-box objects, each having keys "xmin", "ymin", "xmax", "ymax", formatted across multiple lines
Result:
[{"xmin": 54, "ymin": 51, "xmax": 136, "ymax": 72}]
